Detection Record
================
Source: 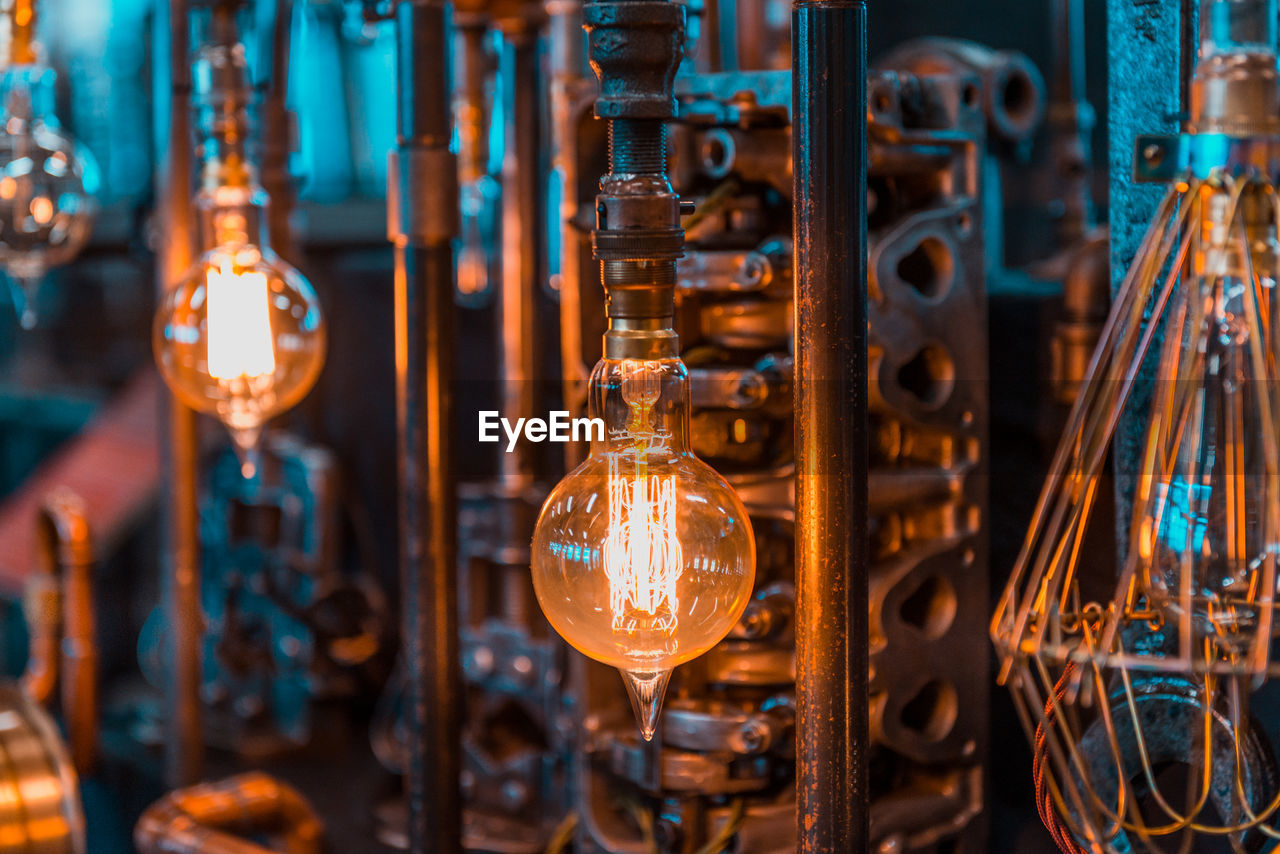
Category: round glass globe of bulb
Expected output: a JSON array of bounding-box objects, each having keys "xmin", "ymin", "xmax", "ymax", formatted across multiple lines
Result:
[
  {"xmin": 154, "ymin": 245, "xmax": 325, "ymax": 470},
  {"xmin": 0, "ymin": 67, "xmax": 99, "ymax": 327},
  {"xmin": 531, "ymin": 357, "xmax": 756, "ymax": 738}
]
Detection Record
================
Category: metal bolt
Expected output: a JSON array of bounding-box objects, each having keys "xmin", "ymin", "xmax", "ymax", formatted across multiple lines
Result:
[
  {"xmin": 733, "ymin": 374, "xmax": 768, "ymax": 409},
  {"xmin": 465, "ymin": 645, "xmax": 494, "ymax": 679},
  {"xmin": 655, "ymin": 818, "xmax": 682, "ymax": 851},
  {"xmin": 460, "ymin": 770, "xmax": 476, "ymax": 799},
  {"xmin": 734, "ymin": 718, "xmax": 771, "ymax": 754},
  {"xmin": 739, "ymin": 601, "xmax": 774, "ymax": 638},
  {"xmin": 279, "ymin": 634, "xmax": 303, "ymax": 659},
  {"xmin": 234, "ymin": 695, "xmax": 263, "ymax": 720},
  {"xmin": 738, "ymin": 253, "xmax": 768, "ymax": 287},
  {"xmin": 878, "ymin": 833, "xmax": 905, "ymax": 853},
  {"xmin": 500, "ymin": 779, "xmax": 529, "ymax": 810}
]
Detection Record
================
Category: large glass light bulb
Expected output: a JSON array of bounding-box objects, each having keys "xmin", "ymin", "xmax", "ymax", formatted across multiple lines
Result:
[
  {"xmin": 0, "ymin": 65, "xmax": 98, "ymax": 328},
  {"xmin": 154, "ymin": 239, "xmax": 325, "ymax": 477},
  {"xmin": 531, "ymin": 357, "xmax": 756, "ymax": 739},
  {"xmin": 1134, "ymin": 184, "xmax": 1275, "ymax": 652},
  {"xmin": 992, "ymin": 173, "xmax": 1280, "ymax": 852}
]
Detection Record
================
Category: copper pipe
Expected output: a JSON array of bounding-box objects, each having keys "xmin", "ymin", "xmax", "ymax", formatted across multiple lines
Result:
[
  {"xmin": 154, "ymin": 0, "xmax": 204, "ymax": 787},
  {"xmin": 19, "ymin": 556, "xmax": 58, "ymax": 708},
  {"xmin": 1051, "ymin": 232, "xmax": 1110, "ymax": 403},
  {"xmin": 19, "ymin": 489, "xmax": 98, "ymax": 776},
  {"xmin": 8, "ymin": 0, "xmax": 36, "ymax": 65},
  {"xmin": 41, "ymin": 490, "xmax": 96, "ymax": 776},
  {"xmin": 135, "ymin": 773, "xmax": 323, "ymax": 854}
]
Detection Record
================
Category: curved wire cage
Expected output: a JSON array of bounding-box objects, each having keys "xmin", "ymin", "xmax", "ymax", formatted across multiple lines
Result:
[{"xmin": 992, "ymin": 163, "xmax": 1280, "ymax": 853}]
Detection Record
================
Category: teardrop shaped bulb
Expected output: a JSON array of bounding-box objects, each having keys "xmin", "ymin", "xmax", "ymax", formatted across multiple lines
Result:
[
  {"xmin": 0, "ymin": 66, "xmax": 99, "ymax": 313},
  {"xmin": 229, "ymin": 427, "xmax": 263, "ymax": 479},
  {"xmin": 7, "ymin": 276, "xmax": 37, "ymax": 329},
  {"xmin": 531, "ymin": 357, "xmax": 755, "ymax": 740},
  {"xmin": 621, "ymin": 668, "xmax": 671, "ymax": 742},
  {"xmin": 154, "ymin": 247, "xmax": 326, "ymax": 455}
]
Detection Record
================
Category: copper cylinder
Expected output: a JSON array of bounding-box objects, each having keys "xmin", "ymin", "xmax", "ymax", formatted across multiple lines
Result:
[
  {"xmin": 0, "ymin": 682, "xmax": 84, "ymax": 854},
  {"xmin": 20, "ymin": 489, "xmax": 98, "ymax": 776},
  {"xmin": 8, "ymin": 0, "xmax": 36, "ymax": 65},
  {"xmin": 135, "ymin": 773, "xmax": 323, "ymax": 854}
]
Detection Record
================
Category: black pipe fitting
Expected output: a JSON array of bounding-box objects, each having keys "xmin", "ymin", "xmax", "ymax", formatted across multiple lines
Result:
[
  {"xmin": 584, "ymin": 0, "xmax": 686, "ymax": 347},
  {"xmin": 584, "ymin": 0, "xmax": 684, "ymax": 120}
]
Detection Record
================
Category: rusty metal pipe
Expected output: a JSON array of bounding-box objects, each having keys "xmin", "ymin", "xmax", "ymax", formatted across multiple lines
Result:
[
  {"xmin": 388, "ymin": 2, "xmax": 462, "ymax": 851},
  {"xmin": 792, "ymin": 1, "xmax": 869, "ymax": 852},
  {"xmin": 134, "ymin": 772, "xmax": 322, "ymax": 854},
  {"xmin": 498, "ymin": 25, "xmax": 543, "ymax": 489},
  {"xmin": 154, "ymin": 0, "xmax": 204, "ymax": 788}
]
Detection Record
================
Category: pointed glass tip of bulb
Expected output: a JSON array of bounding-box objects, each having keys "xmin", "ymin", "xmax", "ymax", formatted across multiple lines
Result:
[
  {"xmin": 228, "ymin": 427, "xmax": 264, "ymax": 479},
  {"xmin": 620, "ymin": 668, "xmax": 672, "ymax": 742},
  {"xmin": 7, "ymin": 278, "xmax": 38, "ymax": 329}
]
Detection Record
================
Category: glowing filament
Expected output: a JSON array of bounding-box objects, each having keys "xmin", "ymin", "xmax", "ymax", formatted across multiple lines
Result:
[
  {"xmin": 603, "ymin": 361, "xmax": 683, "ymax": 636},
  {"xmin": 604, "ymin": 461, "xmax": 682, "ymax": 634},
  {"xmin": 206, "ymin": 257, "xmax": 275, "ymax": 381}
]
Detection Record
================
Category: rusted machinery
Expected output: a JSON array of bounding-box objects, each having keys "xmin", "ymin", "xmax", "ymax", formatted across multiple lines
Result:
[
  {"xmin": 360, "ymin": 5, "xmax": 1041, "ymax": 849},
  {"xmin": 534, "ymin": 24, "xmax": 1017, "ymax": 854},
  {"xmin": 0, "ymin": 0, "xmax": 1117, "ymax": 851}
]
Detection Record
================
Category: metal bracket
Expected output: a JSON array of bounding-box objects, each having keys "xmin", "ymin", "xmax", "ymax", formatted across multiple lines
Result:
[{"xmin": 1133, "ymin": 132, "xmax": 1280, "ymax": 182}]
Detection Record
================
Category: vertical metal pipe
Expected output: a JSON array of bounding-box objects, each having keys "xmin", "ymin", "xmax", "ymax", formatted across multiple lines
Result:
[
  {"xmin": 546, "ymin": 0, "xmax": 589, "ymax": 468},
  {"xmin": 1050, "ymin": 0, "xmax": 1085, "ymax": 106},
  {"xmin": 389, "ymin": 2, "xmax": 461, "ymax": 852},
  {"xmin": 791, "ymin": 1, "xmax": 868, "ymax": 852},
  {"xmin": 1047, "ymin": 0, "xmax": 1094, "ymax": 247},
  {"xmin": 494, "ymin": 25, "xmax": 543, "ymax": 627},
  {"xmin": 154, "ymin": 0, "xmax": 204, "ymax": 788},
  {"xmin": 498, "ymin": 27, "xmax": 542, "ymax": 488},
  {"xmin": 260, "ymin": 0, "xmax": 297, "ymax": 259},
  {"xmin": 1181, "ymin": 0, "xmax": 1199, "ymax": 116},
  {"xmin": 455, "ymin": 21, "xmax": 491, "ymax": 186}
]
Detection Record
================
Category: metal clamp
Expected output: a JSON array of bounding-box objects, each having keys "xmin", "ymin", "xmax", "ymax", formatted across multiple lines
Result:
[{"xmin": 388, "ymin": 147, "xmax": 461, "ymax": 245}]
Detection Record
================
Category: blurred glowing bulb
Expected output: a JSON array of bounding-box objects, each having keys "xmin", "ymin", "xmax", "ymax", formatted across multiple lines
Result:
[
  {"xmin": 532, "ymin": 357, "xmax": 755, "ymax": 739},
  {"xmin": 205, "ymin": 257, "xmax": 275, "ymax": 381},
  {"xmin": 154, "ymin": 245, "xmax": 325, "ymax": 477},
  {"xmin": 0, "ymin": 65, "xmax": 98, "ymax": 328}
]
